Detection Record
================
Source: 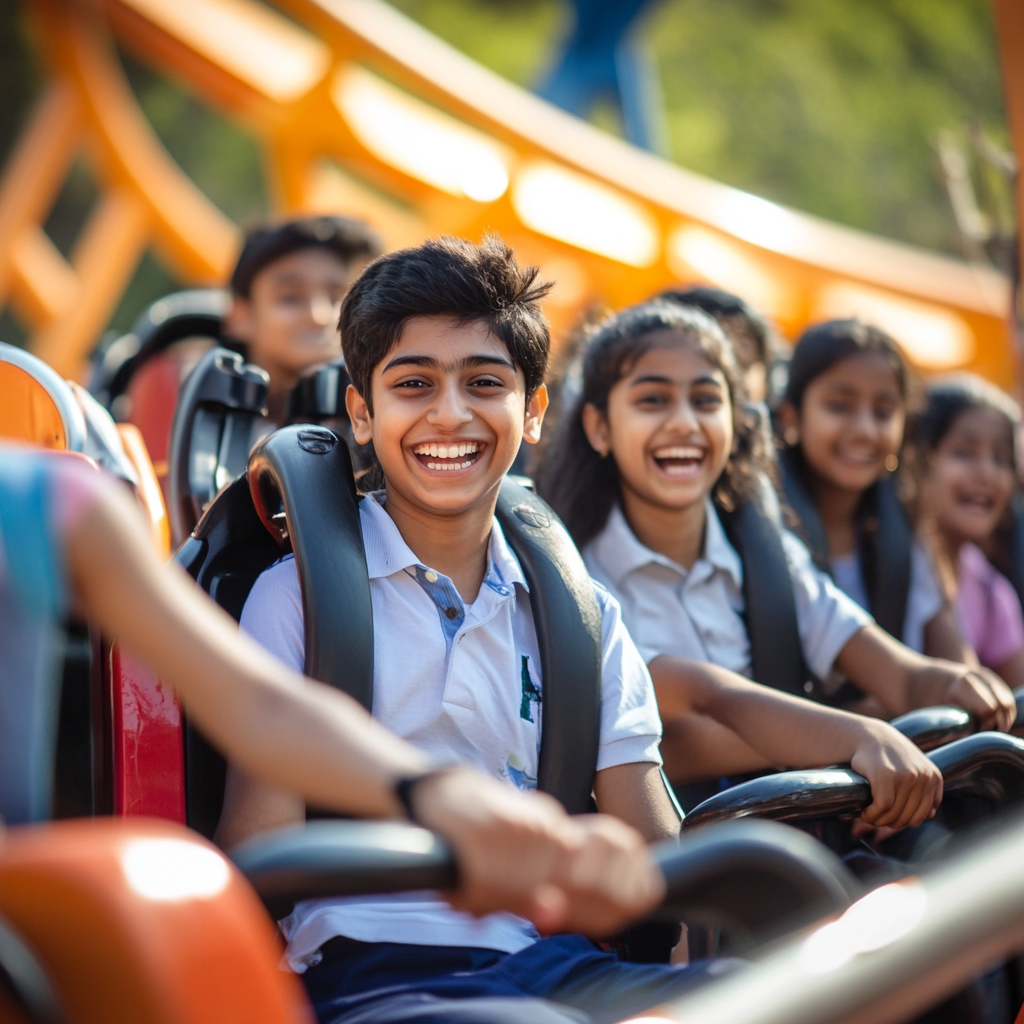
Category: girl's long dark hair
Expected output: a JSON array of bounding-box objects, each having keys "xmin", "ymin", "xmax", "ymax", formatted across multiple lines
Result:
[
  {"xmin": 783, "ymin": 319, "xmax": 908, "ymax": 411},
  {"xmin": 538, "ymin": 302, "xmax": 773, "ymax": 548}
]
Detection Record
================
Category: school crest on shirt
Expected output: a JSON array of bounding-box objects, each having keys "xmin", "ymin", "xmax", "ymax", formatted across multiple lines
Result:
[{"xmin": 519, "ymin": 655, "xmax": 542, "ymax": 722}]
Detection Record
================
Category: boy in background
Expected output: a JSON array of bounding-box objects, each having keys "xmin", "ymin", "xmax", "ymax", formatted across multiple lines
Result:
[{"xmin": 225, "ymin": 215, "xmax": 383, "ymax": 421}]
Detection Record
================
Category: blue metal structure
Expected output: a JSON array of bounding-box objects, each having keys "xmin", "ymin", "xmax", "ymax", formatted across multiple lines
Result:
[{"xmin": 538, "ymin": 0, "xmax": 668, "ymax": 154}]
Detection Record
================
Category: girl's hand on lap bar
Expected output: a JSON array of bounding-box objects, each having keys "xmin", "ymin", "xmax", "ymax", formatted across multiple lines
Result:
[
  {"xmin": 850, "ymin": 720, "xmax": 942, "ymax": 830},
  {"xmin": 943, "ymin": 667, "xmax": 1016, "ymax": 733},
  {"xmin": 410, "ymin": 768, "xmax": 664, "ymax": 937}
]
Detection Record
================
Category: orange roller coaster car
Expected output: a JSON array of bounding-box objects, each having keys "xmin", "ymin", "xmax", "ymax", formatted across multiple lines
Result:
[{"xmin": 0, "ymin": 0, "xmax": 1021, "ymax": 387}]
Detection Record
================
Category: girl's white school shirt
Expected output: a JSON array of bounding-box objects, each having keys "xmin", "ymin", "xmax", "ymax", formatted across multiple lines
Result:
[
  {"xmin": 829, "ymin": 544, "xmax": 942, "ymax": 653},
  {"xmin": 239, "ymin": 492, "xmax": 662, "ymax": 969},
  {"xmin": 583, "ymin": 502, "xmax": 871, "ymax": 683}
]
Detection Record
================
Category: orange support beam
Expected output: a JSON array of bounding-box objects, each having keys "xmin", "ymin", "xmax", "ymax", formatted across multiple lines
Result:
[{"xmin": 0, "ymin": 0, "xmax": 1018, "ymax": 387}]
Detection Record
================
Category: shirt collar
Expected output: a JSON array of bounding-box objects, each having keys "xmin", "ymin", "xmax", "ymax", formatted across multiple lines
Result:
[
  {"xmin": 702, "ymin": 500, "xmax": 744, "ymax": 588},
  {"xmin": 588, "ymin": 500, "xmax": 742, "ymax": 589},
  {"xmin": 359, "ymin": 491, "xmax": 528, "ymax": 593}
]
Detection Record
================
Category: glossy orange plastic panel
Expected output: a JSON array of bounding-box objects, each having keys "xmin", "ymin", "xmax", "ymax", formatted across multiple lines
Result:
[
  {"xmin": 0, "ymin": 362, "xmax": 66, "ymax": 448},
  {"xmin": 110, "ymin": 643, "xmax": 186, "ymax": 822},
  {"xmin": 0, "ymin": 818, "xmax": 313, "ymax": 1024},
  {"xmin": 117, "ymin": 421, "xmax": 171, "ymax": 556}
]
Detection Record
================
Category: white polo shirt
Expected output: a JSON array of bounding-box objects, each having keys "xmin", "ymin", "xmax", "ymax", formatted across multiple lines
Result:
[
  {"xmin": 830, "ymin": 542, "xmax": 942, "ymax": 654},
  {"xmin": 583, "ymin": 502, "xmax": 871, "ymax": 682},
  {"xmin": 239, "ymin": 492, "xmax": 662, "ymax": 967}
]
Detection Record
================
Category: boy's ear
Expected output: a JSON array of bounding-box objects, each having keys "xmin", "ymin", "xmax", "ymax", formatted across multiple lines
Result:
[
  {"xmin": 346, "ymin": 383, "xmax": 373, "ymax": 445},
  {"xmin": 522, "ymin": 384, "xmax": 549, "ymax": 446},
  {"xmin": 224, "ymin": 297, "xmax": 255, "ymax": 342},
  {"xmin": 581, "ymin": 402, "xmax": 611, "ymax": 457}
]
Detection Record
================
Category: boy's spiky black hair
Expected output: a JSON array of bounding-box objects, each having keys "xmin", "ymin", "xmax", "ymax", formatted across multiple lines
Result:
[
  {"xmin": 340, "ymin": 235, "xmax": 552, "ymax": 412},
  {"xmin": 231, "ymin": 215, "xmax": 383, "ymax": 298}
]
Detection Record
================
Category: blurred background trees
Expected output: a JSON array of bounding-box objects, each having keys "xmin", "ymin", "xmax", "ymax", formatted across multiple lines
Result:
[{"xmin": 0, "ymin": 0, "xmax": 1009, "ymax": 345}]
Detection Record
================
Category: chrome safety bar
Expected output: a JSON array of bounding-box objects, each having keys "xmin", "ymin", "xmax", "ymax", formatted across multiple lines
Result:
[{"xmin": 633, "ymin": 813, "xmax": 1024, "ymax": 1024}]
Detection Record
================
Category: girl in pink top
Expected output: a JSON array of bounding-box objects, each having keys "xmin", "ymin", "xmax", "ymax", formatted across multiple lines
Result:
[{"xmin": 908, "ymin": 376, "xmax": 1024, "ymax": 688}]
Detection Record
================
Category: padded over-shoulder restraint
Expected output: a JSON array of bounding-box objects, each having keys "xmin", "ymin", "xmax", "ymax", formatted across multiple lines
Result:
[
  {"xmin": 245, "ymin": 426, "xmax": 602, "ymax": 814},
  {"xmin": 495, "ymin": 482, "xmax": 602, "ymax": 815},
  {"xmin": 781, "ymin": 450, "xmax": 911, "ymax": 642},
  {"xmin": 168, "ymin": 347, "xmax": 269, "ymax": 544},
  {"xmin": 248, "ymin": 426, "xmax": 374, "ymax": 710},
  {"xmin": 717, "ymin": 482, "xmax": 809, "ymax": 699}
]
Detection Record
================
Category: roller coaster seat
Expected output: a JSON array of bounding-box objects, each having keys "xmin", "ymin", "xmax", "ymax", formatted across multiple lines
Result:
[
  {"xmin": 90, "ymin": 290, "xmax": 231, "ymax": 504},
  {"xmin": 0, "ymin": 348, "xmax": 174, "ymax": 828},
  {"xmin": 0, "ymin": 817, "xmax": 310, "ymax": 1024},
  {"xmin": 92, "ymin": 291, "xmax": 366, "ymax": 543},
  {"xmin": 172, "ymin": 423, "xmax": 604, "ymax": 836}
]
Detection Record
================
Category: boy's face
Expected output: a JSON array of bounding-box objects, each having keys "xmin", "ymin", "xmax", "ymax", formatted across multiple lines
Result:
[
  {"xmin": 346, "ymin": 315, "xmax": 547, "ymax": 518},
  {"xmin": 227, "ymin": 248, "xmax": 366, "ymax": 388}
]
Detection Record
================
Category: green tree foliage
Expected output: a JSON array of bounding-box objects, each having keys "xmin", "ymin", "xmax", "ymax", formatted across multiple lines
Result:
[{"xmin": 393, "ymin": 0, "xmax": 1008, "ymax": 256}]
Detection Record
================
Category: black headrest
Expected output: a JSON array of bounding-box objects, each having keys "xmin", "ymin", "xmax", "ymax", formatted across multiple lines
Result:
[
  {"xmin": 93, "ymin": 289, "xmax": 230, "ymax": 408},
  {"xmin": 168, "ymin": 347, "xmax": 268, "ymax": 543},
  {"xmin": 248, "ymin": 426, "xmax": 373, "ymax": 704}
]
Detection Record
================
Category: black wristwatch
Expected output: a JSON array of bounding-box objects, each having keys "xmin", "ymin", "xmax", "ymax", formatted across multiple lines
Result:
[{"xmin": 393, "ymin": 767, "xmax": 460, "ymax": 825}]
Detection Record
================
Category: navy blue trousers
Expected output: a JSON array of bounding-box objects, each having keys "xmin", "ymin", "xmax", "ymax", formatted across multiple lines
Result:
[{"xmin": 302, "ymin": 934, "xmax": 739, "ymax": 1024}]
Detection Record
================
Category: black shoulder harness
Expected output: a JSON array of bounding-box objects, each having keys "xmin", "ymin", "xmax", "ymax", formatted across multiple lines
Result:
[
  {"xmin": 247, "ymin": 426, "xmax": 602, "ymax": 814},
  {"xmin": 716, "ymin": 482, "xmax": 808, "ymax": 699},
  {"xmin": 780, "ymin": 450, "xmax": 911, "ymax": 642}
]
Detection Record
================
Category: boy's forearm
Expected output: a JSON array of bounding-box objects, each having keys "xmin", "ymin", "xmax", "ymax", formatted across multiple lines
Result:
[
  {"xmin": 593, "ymin": 762, "xmax": 681, "ymax": 843},
  {"xmin": 650, "ymin": 657, "xmax": 867, "ymax": 770}
]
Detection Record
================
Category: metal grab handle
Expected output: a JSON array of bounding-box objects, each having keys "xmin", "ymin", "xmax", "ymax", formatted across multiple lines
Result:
[
  {"xmin": 683, "ymin": 732, "xmax": 1024, "ymax": 831},
  {"xmin": 930, "ymin": 731, "xmax": 1024, "ymax": 803},
  {"xmin": 890, "ymin": 705, "xmax": 975, "ymax": 751},
  {"xmin": 651, "ymin": 814, "xmax": 1024, "ymax": 1024},
  {"xmin": 233, "ymin": 818, "xmax": 856, "ymax": 951},
  {"xmin": 683, "ymin": 769, "xmax": 871, "ymax": 831},
  {"xmin": 652, "ymin": 819, "xmax": 855, "ymax": 949},
  {"xmin": 231, "ymin": 822, "xmax": 457, "ymax": 921}
]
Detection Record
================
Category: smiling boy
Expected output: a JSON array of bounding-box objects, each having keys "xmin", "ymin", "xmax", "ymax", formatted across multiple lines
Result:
[{"xmin": 217, "ymin": 237, "xmax": 738, "ymax": 1024}]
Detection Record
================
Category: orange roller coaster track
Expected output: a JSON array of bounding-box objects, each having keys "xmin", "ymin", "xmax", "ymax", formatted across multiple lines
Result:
[{"xmin": 0, "ymin": 0, "xmax": 1020, "ymax": 385}]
